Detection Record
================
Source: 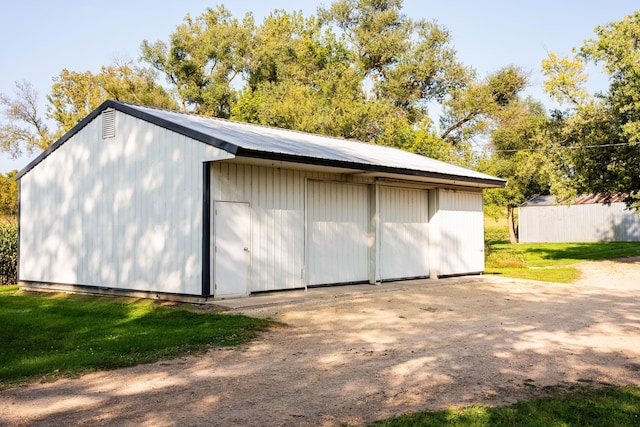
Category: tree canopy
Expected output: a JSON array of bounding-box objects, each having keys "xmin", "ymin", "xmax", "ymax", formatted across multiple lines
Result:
[
  {"xmin": 2, "ymin": 0, "xmax": 639, "ymax": 239},
  {"xmin": 542, "ymin": 11, "xmax": 640, "ymax": 209},
  {"xmin": 0, "ymin": 0, "xmax": 534, "ymax": 168}
]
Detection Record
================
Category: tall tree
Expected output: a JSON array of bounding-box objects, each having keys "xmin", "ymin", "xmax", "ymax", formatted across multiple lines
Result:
[
  {"xmin": 142, "ymin": 0, "xmax": 478, "ymax": 164},
  {"xmin": 48, "ymin": 63, "xmax": 177, "ymax": 136},
  {"xmin": 318, "ymin": 0, "xmax": 470, "ymax": 123},
  {"xmin": 47, "ymin": 69, "xmax": 104, "ymax": 136},
  {"xmin": 140, "ymin": 5, "xmax": 254, "ymax": 116},
  {"xmin": 440, "ymin": 65, "xmax": 529, "ymax": 145},
  {"xmin": 0, "ymin": 81, "xmax": 53, "ymax": 157},
  {"xmin": 481, "ymin": 98, "xmax": 551, "ymax": 243},
  {"xmin": 542, "ymin": 11, "xmax": 640, "ymax": 209}
]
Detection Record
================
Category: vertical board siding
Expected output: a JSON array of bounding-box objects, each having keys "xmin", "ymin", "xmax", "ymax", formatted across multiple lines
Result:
[
  {"xmin": 210, "ymin": 163, "xmax": 305, "ymax": 292},
  {"xmin": 519, "ymin": 203, "xmax": 640, "ymax": 242},
  {"xmin": 19, "ymin": 111, "xmax": 232, "ymax": 295},
  {"xmin": 307, "ymin": 180, "xmax": 369, "ymax": 285},
  {"xmin": 437, "ymin": 190, "xmax": 484, "ymax": 275},
  {"xmin": 380, "ymin": 187, "xmax": 429, "ymax": 280}
]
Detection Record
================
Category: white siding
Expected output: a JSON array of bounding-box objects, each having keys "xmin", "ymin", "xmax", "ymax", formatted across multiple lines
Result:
[
  {"xmin": 210, "ymin": 163, "xmax": 376, "ymax": 291},
  {"xmin": 210, "ymin": 163, "xmax": 306, "ymax": 292},
  {"xmin": 379, "ymin": 187, "xmax": 429, "ymax": 280},
  {"xmin": 19, "ymin": 110, "xmax": 232, "ymax": 295},
  {"xmin": 519, "ymin": 203, "xmax": 640, "ymax": 242},
  {"xmin": 307, "ymin": 181, "xmax": 369, "ymax": 285},
  {"xmin": 436, "ymin": 190, "xmax": 484, "ymax": 276}
]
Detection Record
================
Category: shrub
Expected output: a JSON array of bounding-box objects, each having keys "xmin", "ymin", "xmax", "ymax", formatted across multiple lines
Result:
[{"xmin": 0, "ymin": 217, "xmax": 18, "ymax": 284}]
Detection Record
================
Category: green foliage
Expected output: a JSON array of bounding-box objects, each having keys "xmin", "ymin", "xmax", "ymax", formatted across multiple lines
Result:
[
  {"xmin": 541, "ymin": 52, "xmax": 591, "ymax": 106},
  {"xmin": 479, "ymin": 98, "xmax": 551, "ymax": 242},
  {"xmin": 141, "ymin": 5, "xmax": 253, "ymax": 117},
  {"xmin": 47, "ymin": 62, "xmax": 177, "ymax": 136},
  {"xmin": 542, "ymin": 11, "xmax": 640, "ymax": 209},
  {"xmin": 0, "ymin": 170, "xmax": 18, "ymax": 216},
  {"xmin": 370, "ymin": 385, "xmax": 640, "ymax": 426},
  {"xmin": 0, "ymin": 291, "xmax": 275, "ymax": 387},
  {"xmin": 483, "ymin": 225, "xmax": 509, "ymax": 245},
  {"xmin": 0, "ymin": 0, "xmax": 540, "ymax": 167},
  {"xmin": 440, "ymin": 65, "xmax": 529, "ymax": 144},
  {"xmin": 140, "ymin": 0, "xmax": 492, "ymax": 164},
  {"xmin": 0, "ymin": 217, "xmax": 17, "ymax": 284}
]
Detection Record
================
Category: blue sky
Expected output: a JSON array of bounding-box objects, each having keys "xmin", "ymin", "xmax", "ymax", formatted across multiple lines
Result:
[{"xmin": 0, "ymin": 0, "xmax": 637, "ymax": 173}]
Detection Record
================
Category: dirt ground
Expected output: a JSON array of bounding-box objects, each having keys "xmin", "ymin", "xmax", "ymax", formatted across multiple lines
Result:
[{"xmin": 1, "ymin": 258, "xmax": 639, "ymax": 427}]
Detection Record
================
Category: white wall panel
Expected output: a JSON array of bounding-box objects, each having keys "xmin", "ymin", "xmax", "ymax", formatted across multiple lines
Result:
[
  {"xmin": 210, "ymin": 163, "xmax": 306, "ymax": 292},
  {"xmin": 519, "ymin": 203, "xmax": 640, "ymax": 242},
  {"xmin": 380, "ymin": 187, "xmax": 429, "ymax": 280},
  {"xmin": 19, "ymin": 110, "xmax": 232, "ymax": 295},
  {"xmin": 437, "ymin": 190, "xmax": 484, "ymax": 276},
  {"xmin": 307, "ymin": 181, "xmax": 369, "ymax": 285}
]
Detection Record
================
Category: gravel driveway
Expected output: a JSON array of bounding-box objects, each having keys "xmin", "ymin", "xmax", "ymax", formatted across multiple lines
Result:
[{"xmin": 1, "ymin": 258, "xmax": 639, "ymax": 426}]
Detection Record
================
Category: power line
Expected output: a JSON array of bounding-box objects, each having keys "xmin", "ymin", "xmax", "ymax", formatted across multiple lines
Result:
[{"xmin": 486, "ymin": 141, "xmax": 637, "ymax": 153}]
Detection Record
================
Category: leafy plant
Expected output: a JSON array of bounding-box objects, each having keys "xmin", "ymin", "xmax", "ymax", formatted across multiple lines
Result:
[{"xmin": 0, "ymin": 217, "xmax": 17, "ymax": 284}]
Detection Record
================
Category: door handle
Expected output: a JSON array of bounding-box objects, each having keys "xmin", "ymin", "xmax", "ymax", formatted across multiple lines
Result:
[{"xmin": 244, "ymin": 248, "xmax": 250, "ymax": 252}]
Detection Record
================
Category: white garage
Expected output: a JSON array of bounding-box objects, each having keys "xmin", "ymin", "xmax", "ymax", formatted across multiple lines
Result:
[{"xmin": 17, "ymin": 100, "xmax": 505, "ymax": 300}]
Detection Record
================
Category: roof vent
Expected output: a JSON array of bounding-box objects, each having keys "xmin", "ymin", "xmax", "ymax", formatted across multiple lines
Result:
[{"xmin": 102, "ymin": 109, "xmax": 115, "ymax": 139}]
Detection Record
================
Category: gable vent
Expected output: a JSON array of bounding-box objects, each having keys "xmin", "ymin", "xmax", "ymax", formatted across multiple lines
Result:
[{"xmin": 102, "ymin": 109, "xmax": 115, "ymax": 139}]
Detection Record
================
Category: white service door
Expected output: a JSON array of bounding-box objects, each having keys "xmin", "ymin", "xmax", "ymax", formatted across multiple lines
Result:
[
  {"xmin": 213, "ymin": 201, "xmax": 250, "ymax": 297},
  {"xmin": 307, "ymin": 181, "xmax": 369, "ymax": 285},
  {"xmin": 380, "ymin": 187, "xmax": 430, "ymax": 280}
]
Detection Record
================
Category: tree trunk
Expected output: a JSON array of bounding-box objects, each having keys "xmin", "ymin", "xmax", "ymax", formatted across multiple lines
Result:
[{"xmin": 507, "ymin": 205, "xmax": 518, "ymax": 244}]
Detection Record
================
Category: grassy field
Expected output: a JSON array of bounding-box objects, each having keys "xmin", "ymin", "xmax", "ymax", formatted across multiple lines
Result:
[
  {"xmin": 484, "ymin": 225, "xmax": 640, "ymax": 283},
  {"xmin": 371, "ymin": 385, "xmax": 640, "ymax": 426},
  {"xmin": 0, "ymin": 288, "xmax": 275, "ymax": 388}
]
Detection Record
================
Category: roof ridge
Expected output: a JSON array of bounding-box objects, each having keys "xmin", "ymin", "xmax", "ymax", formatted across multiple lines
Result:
[
  {"xmin": 116, "ymin": 100, "xmax": 376, "ymax": 147},
  {"xmin": 17, "ymin": 99, "xmax": 506, "ymax": 187}
]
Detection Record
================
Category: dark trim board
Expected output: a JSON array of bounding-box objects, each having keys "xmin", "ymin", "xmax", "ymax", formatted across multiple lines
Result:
[
  {"xmin": 235, "ymin": 148, "xmax": 506, "ymax": 187},
  {"xmin": 380, "ymin": 275, "xmax": 429, "ymax": 283},
  {"xmin": 307, "ymin": 280, "xmax": 370, "ymax": 288},
  {"xmin": 201, "ymin": 162, "xmax": 212, "ymax": 297},
  {"xmin": 112, "ymin": 102, "xmax": 239, "ymax": 154},
  {"xmin": 438, "ymin": 271, "xmax": 483, "ymax": 279}
]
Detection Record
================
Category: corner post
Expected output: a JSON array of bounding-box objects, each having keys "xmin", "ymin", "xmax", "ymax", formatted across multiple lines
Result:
[{"xmin": 201, "ymin": 162, "xmax": 212, "ymax": 297}]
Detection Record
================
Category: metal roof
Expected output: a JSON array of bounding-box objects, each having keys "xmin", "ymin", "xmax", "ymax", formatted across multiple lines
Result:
[
  {"xmin": 17, "ymin": 100, "xmax": 506, "ymax": 187},
  {"xmin": 521, "ymin": 194, "xmax": 629, "ymax": 207}
]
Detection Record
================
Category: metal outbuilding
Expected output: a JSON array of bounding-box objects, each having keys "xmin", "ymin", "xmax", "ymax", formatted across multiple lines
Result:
[
  {"xmin": 17, "ymin": 100, "xmax": 505, "ymax": 300},
  {"xmin": 519, "ymin": 194, "xmax": 640, "ymax": 243}
]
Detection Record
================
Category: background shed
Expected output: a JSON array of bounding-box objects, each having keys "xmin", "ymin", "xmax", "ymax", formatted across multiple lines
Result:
[{"xmin": 519, "ymin": 194, "xmax": 640, "ymax": 243}]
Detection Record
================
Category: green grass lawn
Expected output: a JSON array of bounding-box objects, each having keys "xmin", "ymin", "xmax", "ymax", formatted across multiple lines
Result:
[
  {"xmin": 370, "ymin": 385, "xmax": 640, "ymax": 426},
  {"xmin": 0, "ymin": 289, "xmax": 275, "ymax": 388},
  {"xmin": 484, "ymin": 225, "xmax": 640, "ymax": 283}
]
